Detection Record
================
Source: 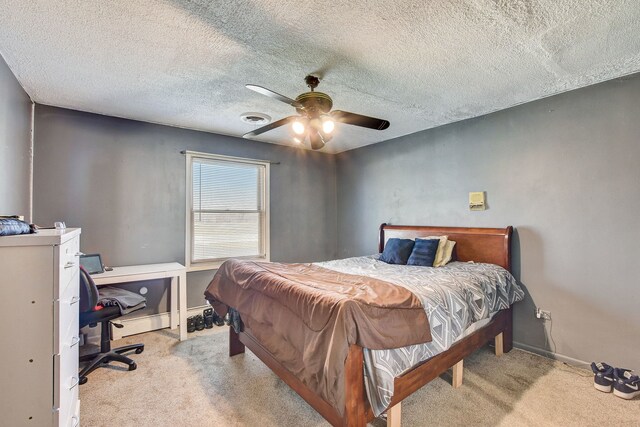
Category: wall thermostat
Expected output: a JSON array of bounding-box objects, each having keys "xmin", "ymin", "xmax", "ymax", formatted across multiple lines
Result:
[{"xmin": 469, "ymin": 192, "xmax": 486, "ymax": 211}]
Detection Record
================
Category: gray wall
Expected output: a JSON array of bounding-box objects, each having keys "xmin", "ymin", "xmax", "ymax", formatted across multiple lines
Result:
[
  {"xmin": 0, "ymin": 54, "xmax": 32, "ymax": 218},
  {"xmin": 29, "ymin": 72, "xmax": 640, "ymax": 367},
  {"xmin": 336, "ymin": 74, "xmax": 640, "ymax": 368},
  {"xmin": 33, "ymin": 105, "xmax": 337, "ymax": 312}
]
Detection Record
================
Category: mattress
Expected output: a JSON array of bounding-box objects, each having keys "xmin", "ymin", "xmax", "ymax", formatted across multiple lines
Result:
[{"xmin": 316, "ymin": 255, "xmax": 525, "ymax": 416}]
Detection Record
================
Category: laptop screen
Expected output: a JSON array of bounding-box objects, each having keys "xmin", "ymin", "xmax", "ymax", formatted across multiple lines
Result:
[{"xmin": 80, "ymin": 254, "xmax": 104, "ymax": 274}]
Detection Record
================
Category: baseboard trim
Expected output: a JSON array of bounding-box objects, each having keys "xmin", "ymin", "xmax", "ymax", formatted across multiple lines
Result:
[
  {"xmin": 112, "ymin": 305, "xmax": 209, "ymax": 340},
  {"xmin": 513, "ymin": 341, "xmax": 590, "ymax": 368}
]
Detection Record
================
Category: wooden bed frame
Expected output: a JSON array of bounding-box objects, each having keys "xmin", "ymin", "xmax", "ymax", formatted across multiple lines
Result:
[{"xmin": 228, "ymin": 224, "xmax": 515, "ymax": 426}]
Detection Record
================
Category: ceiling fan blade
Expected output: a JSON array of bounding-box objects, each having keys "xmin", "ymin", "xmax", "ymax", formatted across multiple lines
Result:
[
  {"xmin": 246, "ymin": 84, "xmax": 303, "ymax": 109},
  {"xmin": 243, "ymin": 116, "xmax": 298, "ymax": 138},
  {"xmin": 330, "ymin": 110, "xmax": 390, "ymax": 130},
  {"xmin": 320, "ymin": 132, "xmax": 333, "ymax": 144},
  {"xmin": 308, "ymin": 129, "xmax": 325, "ymax": 150}
]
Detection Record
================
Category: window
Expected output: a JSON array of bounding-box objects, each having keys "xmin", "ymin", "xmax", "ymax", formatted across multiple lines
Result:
[{"xmin": 185, "ymin": 151, "xmax": 269, "ymax": 270}]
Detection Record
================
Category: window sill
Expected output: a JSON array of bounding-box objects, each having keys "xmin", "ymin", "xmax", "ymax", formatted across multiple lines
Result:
[{"xmin": 187, "ymin": 257, "xmax": 269, "ymax": 273}]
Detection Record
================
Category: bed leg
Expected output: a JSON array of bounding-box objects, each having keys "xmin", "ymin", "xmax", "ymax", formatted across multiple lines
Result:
[
  {"xmin": 495, "ymin": 333, "xmax": 504, "ymax": 357},
  {"xmin": 229, "ymin": 326, "xmax": 245, "ymax": 357},
  {"xmin": 503, "ymin": 307, "xmax": 513, "ymax": 353},
  {"xmin": 343, "ymin": 345, "xmax": 366, "ymax": 427},
  {"xmin": 386, "ymin": 402, "xmax": 401, "ymax": 427},
  {"xmin": 452, "ymin": 360, "xmax": 464, "ymax": 388}
]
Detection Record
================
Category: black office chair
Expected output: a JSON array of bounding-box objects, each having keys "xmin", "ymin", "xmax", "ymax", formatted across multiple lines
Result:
[{"xmin": 78, "ymin": 266, "xmax": 145, "ymax": 384}]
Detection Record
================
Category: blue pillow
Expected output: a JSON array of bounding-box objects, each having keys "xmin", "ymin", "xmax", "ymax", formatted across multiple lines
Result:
[
  {"xmin": 379, "ymin": 238, "xmax": 415, "ymax": 265},
  {"xmin": 407, "ymin": 238, "xmax": 440, "ymax": 267}
]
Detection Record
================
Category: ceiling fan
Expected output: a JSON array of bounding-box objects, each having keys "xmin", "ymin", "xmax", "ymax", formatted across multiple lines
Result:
[{"xmin": 243, "ymin": 75, "xmax": 390, "ymax": 150}]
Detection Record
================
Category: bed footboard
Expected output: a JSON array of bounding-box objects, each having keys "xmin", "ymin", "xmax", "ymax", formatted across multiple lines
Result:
[
  {"xmin": 230, "ymin": 325, "xmax": 371, "ymax": 426},
  {"xmin": 226, "ymin": 307, "xmax": 512, "ymax": 427}
]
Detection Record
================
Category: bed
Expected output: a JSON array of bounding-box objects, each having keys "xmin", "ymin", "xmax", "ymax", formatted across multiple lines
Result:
[{"xmin": 205, "ymin": 224, "xmax": 523, "ymax": 426}]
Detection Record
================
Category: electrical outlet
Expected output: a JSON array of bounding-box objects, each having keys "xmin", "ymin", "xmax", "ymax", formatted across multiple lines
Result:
[{"xmin": 535, "ymin": 308, "xmax": 551, "ymax": 321}]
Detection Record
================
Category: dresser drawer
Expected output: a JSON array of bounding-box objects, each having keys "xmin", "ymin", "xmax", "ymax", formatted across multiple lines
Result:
[
  {"xmin": 54, "ymin": 270, "xmax": 80, "ymax": 354},
  {"xmin": 57, "ymin": 236, "xmax": 80, "ymax": 297},
  {"xmin": 70, "ymin": 399, "xmax": 80, "ymax": 427},
  {"xmin": 54, "ymin": 347, "xmax": 80, "ymax": 427},
  {"xmin": 55, "ymin": 378, "xmax": 79, "ymax": 427}
]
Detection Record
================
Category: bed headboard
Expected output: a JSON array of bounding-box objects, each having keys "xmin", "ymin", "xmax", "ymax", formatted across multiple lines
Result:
[{"xmin": 378, "ymin": 224, "xmax": 513, "ymax": 271}]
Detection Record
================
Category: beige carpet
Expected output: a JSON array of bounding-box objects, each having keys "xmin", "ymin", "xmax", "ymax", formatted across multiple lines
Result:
[{"xmin": 79, "ymin": 327, "xmax": 639, "ymax": 427}]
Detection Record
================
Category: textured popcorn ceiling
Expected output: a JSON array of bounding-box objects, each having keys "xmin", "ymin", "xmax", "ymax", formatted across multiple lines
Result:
[{"xmin": 1, "ymin": 1, "xmax": 639, "ymax": 153}]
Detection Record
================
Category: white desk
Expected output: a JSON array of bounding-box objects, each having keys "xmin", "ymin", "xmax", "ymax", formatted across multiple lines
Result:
[{"xmin": 92, "ymin": 262, "xmax": 187, "ymax": 341}]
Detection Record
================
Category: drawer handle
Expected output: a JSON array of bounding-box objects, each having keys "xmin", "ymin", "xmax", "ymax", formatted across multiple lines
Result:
[
  {"xmin": 71, "ymin": 416, "xmax": 80, "ymax": 427},
  {"xmin": 64, "ymin": 261, "xmax": 76, "ymax": 269},
  {"xmin": 70, "ymin": 336, "xmax": 81, "ymax": 348},
  {"xmin": 75, "ymin": 251, "xmax": 85, "ymax": 257},
  {"xmin": 69, "ymin": 376, "xmax": 80, "ymax": 390},
  {"xmin": 70, "ymin": 296, "xmax": 80, "ymax": 305}
]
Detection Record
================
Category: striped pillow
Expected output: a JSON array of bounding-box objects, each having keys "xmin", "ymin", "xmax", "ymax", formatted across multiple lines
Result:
[
  {"xmin": 418, "ymin": 235, "xmax": 448, "ymax": 266},
  {"xmin": 407, "ymin": 238, "xmax": 440, "ymax": 266}
]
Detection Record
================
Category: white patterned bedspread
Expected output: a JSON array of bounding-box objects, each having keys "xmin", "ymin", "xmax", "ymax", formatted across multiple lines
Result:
[{"xmin": 315, "ymin": 255, "xmax": 524, "ymax": 416}]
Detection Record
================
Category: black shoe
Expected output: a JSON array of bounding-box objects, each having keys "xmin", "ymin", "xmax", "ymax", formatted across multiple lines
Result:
[
  {"xmin": 212, "ymin": 312, "xmax": 225, "ymax": 326},
  {"xmin": 187, "ymin": 316, "xmax": 196, "ymax": 333},
  {"xmin": 203, "ymin": 308, "xmax": 214, "ymax": 329},
  {"xmin": 613, "ymin": 368, "xmax": 640, "ymax": 400},
  {"xmin": 591, "ymin": 362, "xmax": 614, "ymax": 392},
  {"xmin": 194, "ymin": 314, "xmax": 205, "ymax": 331}
]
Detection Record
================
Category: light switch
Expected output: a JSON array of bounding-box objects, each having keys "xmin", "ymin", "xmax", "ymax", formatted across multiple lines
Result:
[{"xmin": 469, "ymin": 192, "xmax": 486, "ymax": 211}]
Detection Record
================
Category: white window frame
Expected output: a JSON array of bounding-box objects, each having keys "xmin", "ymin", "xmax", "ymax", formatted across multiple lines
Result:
[{"xmin": 185, "ymin": 151, "xmax": 270, "ymax": 271}]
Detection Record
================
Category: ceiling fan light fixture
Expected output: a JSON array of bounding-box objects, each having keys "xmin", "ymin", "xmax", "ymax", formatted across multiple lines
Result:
[
  {"xmin": 322, "ymin": 118, "xmax": 335, "ymax": 134},
  {"xmin": 292, "ymin": 136, "xmax": 303, "ymax": 144},
  {"xmin": 292, "ymin": 119, "xmax": 306, "ymax": 135},
  {"xmin": 308, "ymin": 117, "xmax": 322, "ymax": 131}
]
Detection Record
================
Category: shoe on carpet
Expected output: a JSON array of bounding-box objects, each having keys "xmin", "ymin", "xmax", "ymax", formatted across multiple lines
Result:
[
  {"xmin": 187, "ymin": 316, "xmax": 196, "ymax": 333},
  {"xmin": 613, "ymin": 368, "xmax": 640, "ymax": 400},
  {"xmin": 195, "ymin": 314, "xmax": 205, "ymax": 331},
  {"xmin": 203, "ymin": 308, "xmax": 214, "ymax": 329},
  {"xmin": 212, "ymin": 311, "xmax": 225, "ymax": 326},
  {"xmin": 591, "ymin": 362, "xmax": 615, "ymax": 392}
]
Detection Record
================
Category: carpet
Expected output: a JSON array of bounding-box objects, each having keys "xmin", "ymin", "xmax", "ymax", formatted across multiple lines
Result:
[{"xmin": 79, "ymin": 327, "xmax": 639, "ymax": 426}]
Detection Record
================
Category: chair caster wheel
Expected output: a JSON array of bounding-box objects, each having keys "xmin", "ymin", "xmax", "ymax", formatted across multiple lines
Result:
[
  {"xmin": 79, "ymin": 376, "xmax": 88, "ymax": 385},
  {"xmin": 129, "ymin": 362, "xmax": 137, "ymax": 371},
  {"xmin": 135, "ymin": 347, "xmax": 144, "ymax": 354}
]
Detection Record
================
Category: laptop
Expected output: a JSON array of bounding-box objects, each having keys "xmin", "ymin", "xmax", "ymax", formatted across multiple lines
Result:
[{"xmin": 80, "ymin": 253, "xmax": 105, "ymax": 274}]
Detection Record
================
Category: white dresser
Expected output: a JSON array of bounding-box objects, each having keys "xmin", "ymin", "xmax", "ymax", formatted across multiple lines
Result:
[{"xmin": 0, "ymin": 228, "xmax": 82, "ymax": 426}]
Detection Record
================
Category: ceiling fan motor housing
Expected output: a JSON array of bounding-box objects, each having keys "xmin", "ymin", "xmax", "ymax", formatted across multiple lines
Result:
[{"xmin": 295, "ymin": 92, "xmax": 333, "ymax": 117}]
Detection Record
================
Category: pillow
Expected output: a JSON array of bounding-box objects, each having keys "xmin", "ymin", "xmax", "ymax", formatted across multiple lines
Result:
[
  {"xmin": 434, "ymin": 240, "xmax": 456, "ymax": 267},
  {"xmin": 379, "ymin": 238, "xmax": 415, "ymax": 265},
  {"xmin": 418, "ymin": 235, "xmax": 448, "ymax": 266},
  {"xmin": 407, "ymin": 238, "xmax": 440, "ymax": 266}
]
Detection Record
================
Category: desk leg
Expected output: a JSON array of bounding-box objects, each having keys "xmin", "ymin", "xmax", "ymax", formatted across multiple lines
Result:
[
  {"xmin": 178, "ymin": 272, "xmax": 188, "ymax": 341},
  {"xmin": 170, "ymin": 276, "xmax": 178, "ymax": 331}
]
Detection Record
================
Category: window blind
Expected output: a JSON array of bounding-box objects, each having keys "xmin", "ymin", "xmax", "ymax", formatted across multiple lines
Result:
[{"xmin": 191, "ymin": 157, "xmax": 266, "ymax": 263}]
